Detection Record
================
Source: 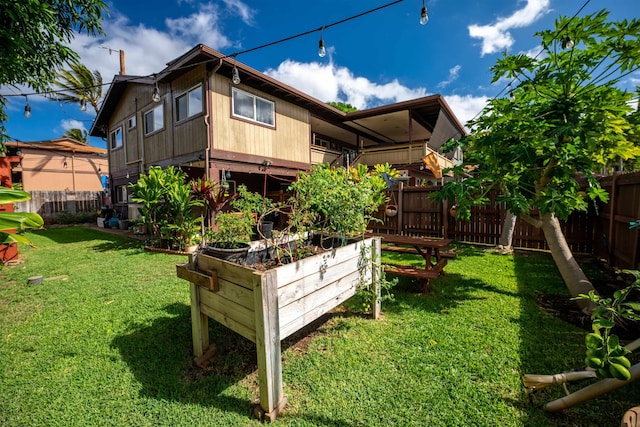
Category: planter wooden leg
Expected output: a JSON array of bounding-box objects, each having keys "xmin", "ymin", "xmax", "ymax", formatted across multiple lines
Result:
[
  {"xmin": 253, "ymin": 271, "xmax": 287, "ymax": 421},
  {"xmin": 372, "ymin": 238, "xmax": 382, "ymax": 320},
  {"xmin": 189, "ymin": 282, "xmax": 209, "ymax": 357}
]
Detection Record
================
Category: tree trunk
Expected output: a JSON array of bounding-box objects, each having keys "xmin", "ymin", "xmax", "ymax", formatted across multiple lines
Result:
[
  {"xmin": 540, "ymin": 213, "xmax": 597, "ymax": 315},
  {"xmin": 498, "ymin": 210, "xmax": 517, "ymax": 252}
]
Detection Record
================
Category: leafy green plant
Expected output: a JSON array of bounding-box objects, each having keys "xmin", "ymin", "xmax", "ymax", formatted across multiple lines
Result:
[
  {"xmin": 574, "ymin": 271, "xmax": 640, "ymax": 380},
  {"xmin": 287, "ymin": 163, "xmax": 389, "ymax": 240},
  {"xmin": 129, "ymin": 166, "xmax": 202, "ymax": 250},
  {"xmin": 205, "ymin": 211, "xmax": 254, "ymax": 249},
  {"xmin": 231, "ymin": 184, "xmax": 276, "ymax": 222},
  {"xmin": 0, "ymin": 187, "xmax": 43, "ymax": 245}
]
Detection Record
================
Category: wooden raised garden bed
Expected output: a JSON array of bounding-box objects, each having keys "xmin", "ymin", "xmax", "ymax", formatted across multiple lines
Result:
[{"xmin": 176, "ymin": 236, "xmax": 382, "ymax": 421}]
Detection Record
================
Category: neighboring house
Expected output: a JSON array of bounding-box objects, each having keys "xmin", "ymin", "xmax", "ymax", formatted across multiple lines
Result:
[
  {"xmin": 4, "ymin": 138, "xmax": 108, "ymax": 218},
  {"xmin": 90, "ymin": 44, "xmax": 465, "ymax": 216}
]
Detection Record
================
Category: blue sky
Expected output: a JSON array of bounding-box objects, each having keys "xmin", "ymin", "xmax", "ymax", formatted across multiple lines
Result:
[{"xmin": 3, "ymin": 0, "xmax": 639, "ymax": 148}]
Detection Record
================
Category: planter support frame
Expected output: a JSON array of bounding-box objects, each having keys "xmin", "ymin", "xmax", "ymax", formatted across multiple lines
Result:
[{"xmin": 176, "ymin": 237, "xmax": 381, "ymax": 421}]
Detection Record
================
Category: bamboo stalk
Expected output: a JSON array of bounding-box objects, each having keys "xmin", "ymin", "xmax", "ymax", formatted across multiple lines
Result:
[
  {"xmin": 523, "ymin": 371, "xmax": 597, "ymax": 390},
  {"xmin": 545, "ymin": 362, "xmax": 640, "ymax": 412}
]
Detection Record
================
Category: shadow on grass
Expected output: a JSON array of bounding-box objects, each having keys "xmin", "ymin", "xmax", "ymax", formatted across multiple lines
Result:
[
  {"xmin": 512, "ymin": 250, "xmax": 640, "ymax": 426},
  {"xmin": 383, "ymin": 271, "xmax": 523, "ymax": 316},
  {"xmin": 110, "ymin": 301, "xmax": 367, "ymax": 421},
  {"xmin": 110, "ymin": 302, "xmax": 257, "ymax": 418}
]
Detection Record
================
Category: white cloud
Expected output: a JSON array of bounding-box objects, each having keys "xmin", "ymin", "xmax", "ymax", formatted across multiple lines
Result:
[
  {"xmin": 519, "ymin": 45, "xmax": 546, "ymax": 59},
  {"xmin": 442, "ymin": 94, "xmax": 489, "ymax": 129},
  {"xmin": 59, "ymin": 119, "xmax": 88, "ymax": 134},
  {"xmin": 166, "ymin": 3, "xmax": 236, "ymax": 50},
  {"xmin": 264, "ymin": 60, "xmax": 427, "ymax": 109},
  {"xmin": 222, "ymin": 0, "xmax": 256, "ymax": 25},
  {"xmin": 468, "ymin": 0, "xmax": 551, "ymax": 56},
  {"xmin": 437, "ymin": 65, "xmax": 462, "ymax": 89},
  {"xmin": 68, "ymin": 1, "xmax": 254, "ymax": 81}
]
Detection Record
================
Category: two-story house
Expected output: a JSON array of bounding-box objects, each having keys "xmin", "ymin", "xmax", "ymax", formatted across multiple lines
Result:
[{"xmin": 90, "ymin": 44, "xmax": 465, "ymax": 217}]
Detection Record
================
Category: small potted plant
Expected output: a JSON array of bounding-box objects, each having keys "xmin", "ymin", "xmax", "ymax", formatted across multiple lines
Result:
[
  {"xmin": 231, "ymin": 185, "xmax": 276, "ymax": 239},
  {"xmin": 203, "ymin": 210, "xmax": 254, "ymax": 261}
]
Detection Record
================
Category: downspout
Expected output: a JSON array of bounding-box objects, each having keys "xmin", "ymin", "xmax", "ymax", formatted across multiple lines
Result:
[
  {"xmin": 204, "ymin": 59, "xmax": 223, "ymax": 180},
  {"xmin": 170, "ymin": 81, "xmax": 175, "ymax": 161}
]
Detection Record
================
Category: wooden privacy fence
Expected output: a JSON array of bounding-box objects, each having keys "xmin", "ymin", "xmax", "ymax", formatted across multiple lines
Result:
[
  {"xmin": 14, "ymin": 190, "xmax": 104, "ymax": 219},
  {"xmin": 370, "ymin": 173, "xmax": 639, "ymax": 269},
  {"xmin": 595, "ymin": 171, "xmax": 640, "ymax": 269}
]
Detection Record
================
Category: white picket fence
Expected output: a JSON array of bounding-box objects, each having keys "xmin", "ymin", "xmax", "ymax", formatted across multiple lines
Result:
[{"xmin": 15, "ymin": 191, "xmax": 104, "ymax": 218}]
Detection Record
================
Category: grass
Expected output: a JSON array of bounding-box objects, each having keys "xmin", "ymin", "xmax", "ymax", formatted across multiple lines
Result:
[{"xmin": 1, "ymin": 226, "xmax": 638, "ymax": 426}]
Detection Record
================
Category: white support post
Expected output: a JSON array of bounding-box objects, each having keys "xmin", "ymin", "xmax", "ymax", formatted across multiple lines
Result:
[
  {"xmin": 189, "ymin": 282, "xmax": 209, "ymax": 357},
  {"xmin": 372, "ymin": 237, "xmax": 382, "ymax": 319},
  {"xmin": 253, "ymin": 271, "xmax": 286, "ymax": 421}
]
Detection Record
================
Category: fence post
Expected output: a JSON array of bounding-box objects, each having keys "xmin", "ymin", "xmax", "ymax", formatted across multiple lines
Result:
[{"xmin": 397, "ymin": 182, "xmax": 404, "ymax": 234}]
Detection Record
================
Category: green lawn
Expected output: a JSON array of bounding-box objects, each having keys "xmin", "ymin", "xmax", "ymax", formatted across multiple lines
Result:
[{"xmin": 0, "ymin": 226, "xmax": 637, "ymax": 426}]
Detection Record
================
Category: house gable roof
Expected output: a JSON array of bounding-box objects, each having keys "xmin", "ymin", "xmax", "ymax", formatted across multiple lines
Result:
[{"xmin": 90, "ymin": 44, "xmax": 466, "ymax": 148}]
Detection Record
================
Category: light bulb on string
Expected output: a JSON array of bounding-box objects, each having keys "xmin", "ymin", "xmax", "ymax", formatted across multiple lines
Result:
[
  {"xmin": 318, "ymin": 27, "xmax": 327, "ymax": 57},
  {"xmin": 24, "ymin": 95, "xmax": 31, "ymax": 119},
  {"xmin": 562, "ymin": 36, "xmax": 574, "ymax": 49},
  {"xmin": 80, "ymin": 99, "xmax": 87, "ymax": 112},
  {"xmin": 231, "ymin": 64, "xmax": 241, "ymax": 85},
  {"xmin": 152, "ymin": 82, "xmax": 161, "ymax": 102},
  {"xmin": 420, "ymin": 0, "xmax": 428, "ymax": 25}
]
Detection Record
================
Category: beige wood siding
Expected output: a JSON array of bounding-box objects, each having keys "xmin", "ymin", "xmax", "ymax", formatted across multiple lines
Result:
[
  {"xmin": 310, "ymin": 147, "xmax": 340, "ymax": 165},
  {"xmin": 210, "ymin": 74, "xmax": 310, "ymax": 164},
  {"xmin": 171, "ymin": 66, "xmax": 208, "ymax": 157}
]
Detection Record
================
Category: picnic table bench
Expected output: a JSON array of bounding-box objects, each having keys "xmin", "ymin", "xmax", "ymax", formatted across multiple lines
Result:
[{"xmin": 370, "ymin": 234, "xmax": 454, "ymax": 294}]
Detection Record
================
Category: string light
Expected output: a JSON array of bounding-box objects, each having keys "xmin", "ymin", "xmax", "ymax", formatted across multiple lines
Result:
[
  {"xmin": 63, "ymin": 159, "xmax": 68, "ymax": 168},
  {"xmin": 562, "ymin": 35, "xmax": 575, "ymax": 49},
  {"xmin": 231, "ymin": 63, "xmax": 241, "ymax": 85},
  {"xmin": 152, "ymin": 82, "xmax": 161, "ymax": 102},
  {"xmin": 420, "ymin": 0, "xmax": 429, "ymax": 25},
  {"xmin": 318, "ymin": 27, "xmax": 327, "ymax": 57},
  {"xmin": 1, "ymin": 0, "xmax": 404, "ymax": 105},
  {"xmin": 23, "ymin": 95, "xmax": 31, "ymax": 119},
  {"xmin": 80, "ymin": 98, "xmax": 87, "ymax": 112}
]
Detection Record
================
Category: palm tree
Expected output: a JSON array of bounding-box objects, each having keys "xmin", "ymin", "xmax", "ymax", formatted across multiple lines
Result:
[
  {"xmin": 63, "ymin": 128, "xmax": 88, "ymax": 143},
  {"xmin": 53, "ymin": 63, "xmax": 103, "ymax": 113}
]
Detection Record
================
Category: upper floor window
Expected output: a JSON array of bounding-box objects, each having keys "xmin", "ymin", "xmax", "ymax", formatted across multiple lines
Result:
[
  {"xmin": 127, "ymin": 115, "xmax": 136, "ymax": 130},
  {"xmin": 110, "ymin": 127, "xmax": 123, "ymax": 149},
  {"xmin": 232, "ymin": 87, "xmax": 275, "ymax": 127},
  {"xmin": 176, "ymin": 84, "xmax": 203, "ymax": 122},
  {"xmin": 144, "ymin": 104, "xmax": 164, "ymax": 135}
]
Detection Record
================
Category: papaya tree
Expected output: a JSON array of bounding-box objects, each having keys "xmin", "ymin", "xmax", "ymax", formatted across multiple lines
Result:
[{"xmin": 439, "ymin": 10, "xmax": 640, "ymax": 313}]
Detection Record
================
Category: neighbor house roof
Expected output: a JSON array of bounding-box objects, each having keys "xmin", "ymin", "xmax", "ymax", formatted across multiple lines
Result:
[{"xmin": 6, "ymin": 138, "xmax": 107, "ymax": 155}]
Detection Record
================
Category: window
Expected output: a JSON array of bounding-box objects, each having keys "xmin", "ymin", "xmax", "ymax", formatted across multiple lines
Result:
[
  {"xmin": 127, "ymin": 115, "xmax": 136, "ymax": 130},
  {"xmin": 116, "ymin": 185, "xmax": 128, "ymax": 203},
  {"xmin": 144, "ymin": 104, "xmax": 164, "ymax": 135},
  {"xmin": 176, "ymin": 84, "xmax": 203, "ymax": 122},
  {"xmin": 232, "ymin": 88, "xmax": 275, "ymax": 127},
  {"xmin": 110, "ymin": 127, "xmax": 123, "ymax": 149}
]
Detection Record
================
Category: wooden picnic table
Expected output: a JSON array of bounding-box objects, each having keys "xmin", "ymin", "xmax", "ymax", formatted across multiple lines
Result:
[{"xmin": 368, "ymin": 233, "xmax": 454, "ymax": 294}]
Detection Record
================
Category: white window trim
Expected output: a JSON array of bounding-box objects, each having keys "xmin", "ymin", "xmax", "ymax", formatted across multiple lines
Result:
[
  {"xmin": 175, "ymin": 84, "xmax": 203, "ymax": 123},
  {"xmin": 144, "ymin": 104, "xmax": 164, "ymax": 136},
  {"xmin": 231, "ymin": 87, "xmax": 275, "ymax": 127},
  {"xmin": 127, "ymin": 115, "xmax": 136, "ymax": 131},
  {"xmin": 110, "ymin": 126, "xmax": 123, "ymax": 150}
]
